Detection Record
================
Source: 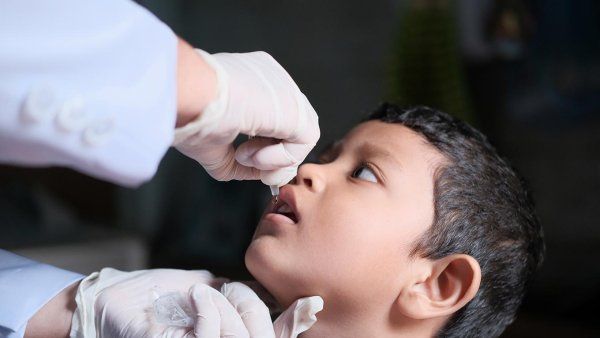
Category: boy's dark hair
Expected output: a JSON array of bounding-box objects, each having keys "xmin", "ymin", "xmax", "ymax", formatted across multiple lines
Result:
[{"xmin": 367, "ymin": 103, "xmax": 544, "ymax": 337}]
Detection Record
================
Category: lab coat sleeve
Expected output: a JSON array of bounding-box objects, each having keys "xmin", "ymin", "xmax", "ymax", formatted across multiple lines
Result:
[
  {"xmin": 0, "ymin": 0, "xmax": 178, "ymax": 187},
  {"xmin": 0, "ymin": 249, "xmax": 84, "ymax": 338}
]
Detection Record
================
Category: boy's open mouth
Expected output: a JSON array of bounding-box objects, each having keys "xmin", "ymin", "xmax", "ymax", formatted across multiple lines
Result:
[
  {"xmin": 272, "ymin": 201, "xmax": 298, "ymax": 223},
  {"xmin": 269, "ymin": 188, "xmax": 300, "ymax": 224}
]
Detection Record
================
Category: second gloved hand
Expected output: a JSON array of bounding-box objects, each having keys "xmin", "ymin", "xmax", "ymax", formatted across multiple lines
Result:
[
  {"xmin": 174, "ymin": 50, "xmax": 320, "ymax": 187},
  {"xmin": 70, "ymin": 268, "xmax": 259, "ymax": 338},
  {"xmin": 221, "ymin": 282, "xmax": 323, "ymax": 338}
]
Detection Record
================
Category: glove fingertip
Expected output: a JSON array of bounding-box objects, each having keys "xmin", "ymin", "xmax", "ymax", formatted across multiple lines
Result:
[
  {"xmin": 189, "ymin": 283, "xmax": 214, "ymax": 303},
  {"xmin": 235, "ymin": 138, "xmax": 280, "ymax": 168},
  {"xmin": 260, "ymin": 167, "xmax": 297, "ymax": 187}
]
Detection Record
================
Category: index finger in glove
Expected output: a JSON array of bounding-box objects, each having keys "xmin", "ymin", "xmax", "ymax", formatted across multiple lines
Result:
[
  {"xmin": 221, "ymin": 282, "xmax": 276, "ymax": 338},
  {"xmin": 259, "ymin": 167, "xmax": 297, "ymax": 187},
  {"xmin": 273, "ymin": 296, "xmax": 324, "ymax": 337},
  {"xmin": 188, "ymin": 284, "xmax": 220, "ymax": 338},
  {"xmin": 189, "ymin": 284, "xmax": 251, "ymax": 338},
  {"xmin": 234, "ymin": 92, "xmax": 319, "ymax": 171},
  {"xmin": 235, "ymin": 139, "xmax": 313, "ymax": 171}
]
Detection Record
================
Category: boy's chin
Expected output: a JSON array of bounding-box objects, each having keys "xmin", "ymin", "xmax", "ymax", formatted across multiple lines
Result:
[
  {"xmin": 245, "ymin": 238, "xmax": 287, "ymax": 279},
  {"xmin": 245, "ymin": 242, "xmax": 308, "ymax": 308}
]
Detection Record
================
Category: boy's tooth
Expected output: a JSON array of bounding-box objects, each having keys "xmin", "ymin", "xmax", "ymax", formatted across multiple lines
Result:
[{"xmin": 277, "ymin": 204, "xmax": 292, "ymax": 213}]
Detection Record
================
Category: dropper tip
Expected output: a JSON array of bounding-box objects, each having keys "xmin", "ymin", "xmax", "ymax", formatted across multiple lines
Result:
[{"xmin": 269, "ymin": 185, "xmax": 279, "ymax": 204}]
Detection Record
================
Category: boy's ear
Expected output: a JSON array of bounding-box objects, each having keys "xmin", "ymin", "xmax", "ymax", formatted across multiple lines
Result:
[{"xmin": 396, "ymin": 254, "xmax": 481, "ymax": 320}]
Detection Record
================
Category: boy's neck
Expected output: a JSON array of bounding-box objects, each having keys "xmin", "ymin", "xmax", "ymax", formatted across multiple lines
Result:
[{"xmin": 297, "ymin": 304, "xmax": 446, "ymax": 338}]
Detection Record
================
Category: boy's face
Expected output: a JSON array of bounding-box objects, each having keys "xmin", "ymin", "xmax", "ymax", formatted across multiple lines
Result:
[{"xmin": 245, "ymin": 121, "xmax": 446, "ymax": 309}]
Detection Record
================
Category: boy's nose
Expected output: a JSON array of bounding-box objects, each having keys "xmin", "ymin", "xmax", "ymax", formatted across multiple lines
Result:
[{"xmin": 294, "ymin": 163, "xmax": 326, "ymax": 193}]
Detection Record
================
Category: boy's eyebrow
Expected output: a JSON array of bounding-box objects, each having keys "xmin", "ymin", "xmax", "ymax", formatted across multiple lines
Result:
[
  {"xmin": 356, "ymin": 142, "xmax": 402, "ymax": 169},
  {"xmin": 319, "ymin": 141, "xmax": 402, "ymax": 169}
]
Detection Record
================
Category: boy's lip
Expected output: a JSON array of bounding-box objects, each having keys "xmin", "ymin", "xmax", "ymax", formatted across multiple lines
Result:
[{"xmin": 269, "ymin": 185, "xmax": 301, "ymax": 223}]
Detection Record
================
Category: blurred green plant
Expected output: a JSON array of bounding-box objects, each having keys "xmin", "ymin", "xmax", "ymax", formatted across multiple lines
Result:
[{"xmin": 389, "ymin": 0, "xmax": 474, "ymax": 124}]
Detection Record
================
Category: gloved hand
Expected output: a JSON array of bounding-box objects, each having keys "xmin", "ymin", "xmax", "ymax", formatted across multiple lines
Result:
[
  {"xmin": 220, "ymin": 282, "xmax": 276, "ymax": 338},
  {"xmin": 174, "ymin": 50, "xmax": 320, "ymax": 187},
  {"xmin": 272, "ymin": 296, "xmax": 323, "ymax": 338},
  {"xmin": 70, "ymin": 268, "xmax": 260, "ymax": 338},
  {"xmin": 221, "ymin": 282, "xmax": 324, "ymax": 338}
]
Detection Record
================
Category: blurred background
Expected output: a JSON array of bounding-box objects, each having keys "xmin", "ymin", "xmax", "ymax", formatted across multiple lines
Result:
[{"xmin": 1, "ymin": 0, "xmax": 599, "ymax": 336}]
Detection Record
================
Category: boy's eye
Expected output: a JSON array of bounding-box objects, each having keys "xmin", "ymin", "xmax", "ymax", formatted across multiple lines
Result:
[{"xmin": 352, "ymin": 164, "xmax": 378, "ymax": 183}]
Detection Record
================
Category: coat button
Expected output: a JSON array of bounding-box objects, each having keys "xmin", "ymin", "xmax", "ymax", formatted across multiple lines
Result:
[
  {"xmin": 56, "ymin": 98, "xmax": 87, "ymax": 132},
  {"xmin": 21, "ymin": 85, "xmax": 58, "ymax": 123},
  {"xmin": 83, "ymin": 117, "xmax": 115, "ymax": 146}
]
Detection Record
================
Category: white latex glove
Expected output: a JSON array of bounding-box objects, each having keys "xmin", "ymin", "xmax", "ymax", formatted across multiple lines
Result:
[
  {"xmin": 220, "ymin": 282, "xmax": 276, "ymax": 338},
  {"xmin": 174, "ymin": 50, "xmax": 320, "ymax": 187},
  {"xmin": 221, "ymin": 282, "xmax": 323, "ymax": 338},
  {"xmin": 70, "ymin": 268, "xmax": 256, "ymax": 338},
  {"xmin": 273, "ymin": 296, "xmax": 324, "ymax": 338}
]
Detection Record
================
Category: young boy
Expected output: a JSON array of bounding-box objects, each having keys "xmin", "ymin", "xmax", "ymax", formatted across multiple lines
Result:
[
  {"xmin": 27, "ymin": 104, "xmax": 543, "ymax": 338},
  {"xmin": 246, "ymin": 103, "xmax": 544, "ymax": 337}
]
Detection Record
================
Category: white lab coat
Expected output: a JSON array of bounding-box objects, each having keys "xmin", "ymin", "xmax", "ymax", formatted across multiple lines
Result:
[
  {"xmin": 0, "ymin": 1, "xmax": 178, "ymax": 337},
  {"xmin": 0, "ymin": 0, "xmax": 177, "ymax": 187},
  {"xmin": 0, "ymin": 250, "xmax": 84, "ymax": 338}
]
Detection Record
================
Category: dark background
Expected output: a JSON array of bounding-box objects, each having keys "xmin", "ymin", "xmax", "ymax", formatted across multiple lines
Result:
[{"xmin": 1, "ymin": 0, "xmax": 599, "ymax": 336}]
